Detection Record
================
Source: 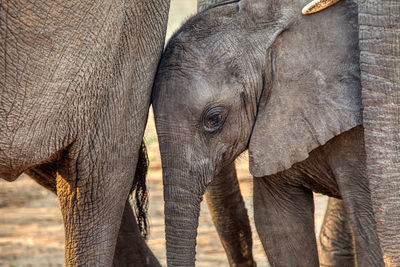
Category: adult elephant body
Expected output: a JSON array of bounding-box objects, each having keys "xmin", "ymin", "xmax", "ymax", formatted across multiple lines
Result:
[
  {"xmin": 153, "ymin": 0, "xmax": 385, "ymax": 266},
  {"xmin": 358, "ymin": 1, "xmax": 400, "ymax": 265},
  {"xmin": 1, "ymin": 1, "xmax": 169, "ymax": 266}
]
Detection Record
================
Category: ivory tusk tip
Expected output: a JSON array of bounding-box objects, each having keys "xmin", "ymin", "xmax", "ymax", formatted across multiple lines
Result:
[
  {"xmin": 302, "ymin": 0, "xmax": 341, "ymax": 15},
  {"xmin": 302, "ymin": 2, "xmax": 315, "ymax": 15}
]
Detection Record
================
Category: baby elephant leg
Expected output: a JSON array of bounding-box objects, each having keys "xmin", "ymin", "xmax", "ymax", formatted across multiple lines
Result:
[
  {"xmin": 327, "ymin": 127, "xmax": 383, "ymax": 266},
  {"xmin": 253, "ymin": 175, "xmax": 319, "ymax": 267},
  {"xmin": 319, "ymin": 197, "xmax": 355, "ymax": 267},
  {"xmin": 206, "ymin": 162, "xmax": 255, "ymax": 267},
  {"xmin": 331, "ymin": 166, "xmax": 383, "ymax": 266}
]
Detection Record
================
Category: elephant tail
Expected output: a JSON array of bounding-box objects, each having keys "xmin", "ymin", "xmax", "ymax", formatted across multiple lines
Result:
[{"xmin": 131, "ymin": 140, "xmax": 149, "ymax": 239}]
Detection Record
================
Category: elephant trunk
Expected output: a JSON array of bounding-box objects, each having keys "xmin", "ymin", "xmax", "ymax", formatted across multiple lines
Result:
[
  {"xmin": 158, "ymin": 137, "xmax": 211, "ymax": 266},
  {"xmin": 163, "ymin": 167, "xmax": 205, "ymax": 267}
]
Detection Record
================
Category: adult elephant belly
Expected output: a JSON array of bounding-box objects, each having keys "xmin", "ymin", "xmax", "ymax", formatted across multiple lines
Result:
[{"xmin": 0, "ymin": 0, "xmax": 170, "ymax": 266}]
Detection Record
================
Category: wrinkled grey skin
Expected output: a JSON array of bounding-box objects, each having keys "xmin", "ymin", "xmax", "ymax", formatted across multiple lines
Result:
[
  {"xmin": 0, "ymin": 1, "xmax": 170, "ymax": 266},
  {"xmin": 153, "ymin": 0, "xmax": 384, "ymax": 266},
  {"xmin": 198, "ymin": 0, "xmax": 223, "ymax": 11},
  {"xmin": 318, "ymin": 198, "xmax": 354, "ymax": 266},
  {"xmin": 205, "ymin": 163, "xmax": 255, "ymax": 266},
  {"xmin": 197, "ymin": 1, "xmax": 256, "ymax": 266},
  {"xmin": 252, "ymin": 128, "xmax": 371, "ymax": 266},
  {"xmin": 358, "ymin": 1, "xmax": 400, "ymax": 265},
  {"xmin": 198, "ymin": 1, "xmax": 354, "ymax": 267},
  {"xmin": 25, "ymin": 145, "xmax": 159, "ymax": 267}
]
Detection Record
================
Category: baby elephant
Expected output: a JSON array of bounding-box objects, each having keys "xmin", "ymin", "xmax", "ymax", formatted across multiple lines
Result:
[{"xmin": 153, "ymin": 0, "xmax": 384, "ymax": 266}]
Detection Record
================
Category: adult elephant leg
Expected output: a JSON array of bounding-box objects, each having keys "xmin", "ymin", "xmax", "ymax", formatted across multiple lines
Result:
[
  {"xmin": 113, "ymin": 200, "xmax": 161, "ymax": 267},
  {"xmin": 359, "ymin": 1, "xmax": 400, "ymax": 264},
  {"xmin": 26, "ymin": 162, "xmax": 58, "ymax": 193},
  {"xmin": 26, "ymin": 161, "xmax": 160, "ymax": 266},
  {"xmin": 205, "ymin": 162, "xmax": 255, "ymax": 267},
  {"xmin": 318, "ymin": 197, "xmax": 355, "ymax": 267},
  {"xmin": 253, "ymin": 175, "xmax": 319, "ymax": 267},
  {"xmin": 331, "ymin": 167, "xmax": 383, "ymax": 266},
  {"xmin": 28, "ymin": 159, "xmax": 125, "ymax": 265},
  {"xmin": 112, "ymin": 142, "xmax": 160, "ymax": 267},
  {"xmin": 55, "ymin": 139, "xmax": 140, "ymax": 266}
]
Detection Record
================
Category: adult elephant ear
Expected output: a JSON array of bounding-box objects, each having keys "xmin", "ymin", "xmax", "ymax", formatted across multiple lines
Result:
[{"xmin": 248, "ymin": 0, "xmax": 361, "ymax": 177}]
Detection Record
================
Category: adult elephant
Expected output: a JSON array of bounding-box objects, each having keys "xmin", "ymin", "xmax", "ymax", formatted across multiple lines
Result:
[
  {"xmin": 358, "ymin": 1, "xmax": 400, "ymax": 265},
  {"xmin": 0, "ymin": 1, "xmax": 170, "ymax": 266},
  {"xmin": 153, "ymin": 0, "xmax": 385, "ymax": 266}
]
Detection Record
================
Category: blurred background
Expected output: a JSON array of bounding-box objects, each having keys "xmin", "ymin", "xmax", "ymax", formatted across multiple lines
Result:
[{"xmin": 0, "ymin": 1, "xmax": 328, "ymax": 266}]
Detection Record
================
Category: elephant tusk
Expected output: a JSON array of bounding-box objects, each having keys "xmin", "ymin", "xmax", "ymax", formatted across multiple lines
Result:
[{"xmin": 302, "ymin": 0, "xmax": 341, "ymax": 15}]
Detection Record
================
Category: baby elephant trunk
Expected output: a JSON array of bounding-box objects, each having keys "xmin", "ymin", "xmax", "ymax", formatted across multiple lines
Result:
[
  {"xmin": 161, "ymin": 150, "xmax": 209, "ymax": 266},
  {"xmin": 160, "ymin": 141, "xmax": 212, "ymax": 267}
]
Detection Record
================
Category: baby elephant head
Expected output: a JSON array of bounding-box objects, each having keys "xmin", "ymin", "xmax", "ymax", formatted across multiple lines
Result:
[{"xmin": 152, "ymin": 0, "xmax": 360, "ymax": 265}]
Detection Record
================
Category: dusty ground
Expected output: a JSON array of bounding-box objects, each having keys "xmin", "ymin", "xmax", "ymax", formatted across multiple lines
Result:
[
  {"xmin": 0, "ymin": 110, "xmax": 328, "ymax": 267},
  {"xmin": 0, "ymin": 1, "xmax": 328, "ymax": 266}
]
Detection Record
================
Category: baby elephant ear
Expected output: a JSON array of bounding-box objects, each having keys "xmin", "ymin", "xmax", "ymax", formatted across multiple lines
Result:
[{"xmin": 248, "ymin": 0, "xmax": 362, "ymax": 177}]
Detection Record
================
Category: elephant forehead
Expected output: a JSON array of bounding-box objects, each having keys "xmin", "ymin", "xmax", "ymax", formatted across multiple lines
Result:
[{"xmin": 156, "ymin": 73, "xmax": 236, "ymax": 112}]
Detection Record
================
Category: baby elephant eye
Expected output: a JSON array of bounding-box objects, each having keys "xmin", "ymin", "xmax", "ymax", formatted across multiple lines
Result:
[{"xmin": 203, "ymin": 106, "xmax": 228, "ymax": 133}]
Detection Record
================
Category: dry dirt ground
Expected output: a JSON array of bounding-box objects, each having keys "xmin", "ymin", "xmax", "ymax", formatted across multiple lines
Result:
[
  {"xmin": 0, "ymin": 110, "xmax": 328, "ymax": 267},
  {"xmin": 0, "ymin": 1, "xmax": 328, "ymax": 266}
]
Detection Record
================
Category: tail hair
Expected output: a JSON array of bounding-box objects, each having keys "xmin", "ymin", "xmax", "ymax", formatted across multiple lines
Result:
[{"xmin": 131, "ymin": 140, "xmax": 149, "ymax": 239}]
